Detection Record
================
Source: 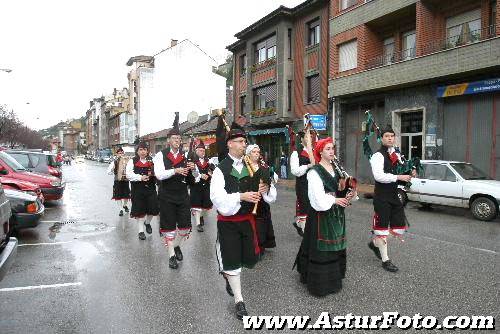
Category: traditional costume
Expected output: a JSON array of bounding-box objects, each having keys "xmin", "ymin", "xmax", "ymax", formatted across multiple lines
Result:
[
  {"xmin": 154, "ymin": 114, "xmax": 196, "ymax": 269},
  {"xmin": 191, "ymin": 139, "xmax": 214, "ymax": 232},
  {"xmin": 245, "ymin": 144, "xmax": 277, "ymax": 253},
  {"xmin": 125, "ymin": 142, "xmax": 159, "ymax": 240},
  {"xmin": 290, "ymin": 131, "xmax": 312, "ymax": 236},
  {"xmin": 211, "ymin": 123, "xmax": 276, "ymax": 319},
  {"xmin": 368, "ymin": 128, "xmax": 409, "ymax": 272},
  {"xmin": 295, "ymin": 138, "xmax": 350, "ymax": 297},
  {"xmin": 107, "ymin": 147, "xmax": 131, "ymax": 216}
]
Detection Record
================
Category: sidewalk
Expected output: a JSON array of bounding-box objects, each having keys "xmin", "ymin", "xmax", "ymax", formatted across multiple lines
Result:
[{"xmin": 277, "ymin": 178, "xmax": 374, "ymax": 195}]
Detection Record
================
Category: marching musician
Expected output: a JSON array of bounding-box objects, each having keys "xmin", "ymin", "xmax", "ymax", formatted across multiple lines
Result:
[
  {"xmin": 125, "ymin": 142, "xmax": 159, "ymax": 241},
  {"xmin": 245, "ymin": 144, "xmax": 277, "ymax": 255},
  {"xmin": 210, "ymin": 122, "xmax": 275, "ymax": 320},
  {"xmin": 295, "ymin": 137, "xmax": 356, "ymax": 297},
  {"xmin": 153, "ymin": 114, "xmax": 197, "ymax": 270},
  {"xmin": 368, "ymin": 128, "xmax": 415, "ymax": 273},
  {"xmin": 290, "ymin": 129, "xmax": 315, "ymax": 237},
  {"xmin": 191, "ymin": 139, "xmax": 214, "ymax": 232},
  {"xmin": 107, "ymin": 146, "xmax": 131, "ymax": 216}
]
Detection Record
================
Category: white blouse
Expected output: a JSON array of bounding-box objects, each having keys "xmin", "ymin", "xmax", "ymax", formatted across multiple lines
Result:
[{"xmin": 307, "ymin": 168, "xmax": 337, "ymax": 212}]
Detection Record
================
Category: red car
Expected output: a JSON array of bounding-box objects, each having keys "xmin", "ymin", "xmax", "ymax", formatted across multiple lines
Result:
[
  {"xmin": 0, "ymin": 151, "xmax": 64, "ymax": 201},
  {"xmin": 0, "ymin": 176, "xmax": 45, "ymax": 203}
]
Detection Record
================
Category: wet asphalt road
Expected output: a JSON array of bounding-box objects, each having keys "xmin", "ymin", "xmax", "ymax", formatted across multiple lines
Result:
[{"xmin": 0, "ymin": 160, "xmax": 499, "ymax": 333}]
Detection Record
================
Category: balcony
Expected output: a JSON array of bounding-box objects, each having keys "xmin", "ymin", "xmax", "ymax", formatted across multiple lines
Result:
[{"xmin": 330, "ymin": 32, "xmax": 500, "ymax": 97}]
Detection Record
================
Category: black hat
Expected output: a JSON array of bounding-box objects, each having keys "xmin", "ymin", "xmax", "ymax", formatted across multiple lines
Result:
[
  {"xmin": 116, "ymin": 146, "xmax": 124, "ymax": 153},
  {"xmin": 380, "ymin": 127, "xmax": 395, "ymax": 136},
  {"xmin": 168, "ymin": 112, "xmax": 180, "ymax": 137},
  {"xmin": 226, "ymin": 121, "xmax": 246, "ymax": 143},
  {"xmin": 195, "ymin": 139, "xmax": 205, "ymax": 149}
]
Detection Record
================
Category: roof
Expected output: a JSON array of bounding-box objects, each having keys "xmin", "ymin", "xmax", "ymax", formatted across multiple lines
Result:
[
  {"xmin": 187, "ymin": 115, "xmax": 219, "ymax": 135},
  {"xmin": 153, "ymin": 39, "xmax": 217, "ymax": 63},
  {"xmin": 126, "ymin": 55, "xmax": 154, "ymax": 66}
]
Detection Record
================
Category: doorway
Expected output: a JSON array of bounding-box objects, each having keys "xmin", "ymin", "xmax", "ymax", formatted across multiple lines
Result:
[{"xmin": 392, "ymin": 109, "xmax": 425, "ymax": 160}]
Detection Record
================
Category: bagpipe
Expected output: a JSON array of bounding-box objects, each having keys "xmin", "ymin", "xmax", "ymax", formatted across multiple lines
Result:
[{"xmin": 362, "ymin": 110, "xmax": 423, "ymax": 189}]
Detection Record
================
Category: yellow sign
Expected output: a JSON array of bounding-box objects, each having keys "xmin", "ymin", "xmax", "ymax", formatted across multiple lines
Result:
[{"xmin": 443, "ymin": 83, "xmax": 469, "ymax": 97}]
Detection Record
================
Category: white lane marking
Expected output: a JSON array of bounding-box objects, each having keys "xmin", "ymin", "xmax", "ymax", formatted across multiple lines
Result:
[
  {"xmin": 18, "ymin": 241, "xmax": 72, "ymax": 247},
  {"xmin": 0, "ymin": 282, "xmax": 82, "ymax": 292},
  {"xmin": 407, "ymin": 232, "xmax": 498, "ymax": 255}
]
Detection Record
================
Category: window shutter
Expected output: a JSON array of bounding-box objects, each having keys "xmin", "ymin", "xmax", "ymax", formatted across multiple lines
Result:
[
  {"xmin": 339, "ymin": 40, "xmax": 357, "ymax": 72},
  {"xmin": 266, "ymin": 84, "xmax": 277, "ymax": 102},
  {"xmin": 310, "ymin": 75, "xmax": 320, "ymax": 102}
]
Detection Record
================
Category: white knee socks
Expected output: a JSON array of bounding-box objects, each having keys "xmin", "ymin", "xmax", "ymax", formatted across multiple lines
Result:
[
  {"xmin": 121, "ymin": 199, "xmax": 127, "ymax": 207},
  {"xmin": 193, "ymin": 210, "xmax": 201, "ymax": 226},
  {"xmin": 227, "ymin": 274, "xmax": 243, "ymax": 303},
  {"xmin": 374, "ymin": 237, "xmax": 389, "ymax": 262},
  {"xmin": 137, "ymin": 219, "xmax": 144, "ymax": 233},
  {"xmin": 166, "ymin": 240, "xmax": 175, "ymax": 257},
  {"xmin": 145, "ymin": 215, "xmax": 153, "ymax": 225}
]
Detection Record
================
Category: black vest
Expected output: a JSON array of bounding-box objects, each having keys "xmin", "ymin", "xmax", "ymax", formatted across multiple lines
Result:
[
  {"xmin": 131, "ymin": 156, "xmax": 156, "ymax": 190},
  {"xmin": 159, "ymin": 148, "xmax": 190, "ymax": 196},
  {"xmin": 374, "ymin": 147, "xmax": 398, "ymax": 196},
  {"xmin": 195, "ymin": 158, "xmax": 212, "ymax": 187},
  {"xmin": 295, "ymin": 150, "xmax": 310, "ymax": 199},
  {"xmin": 218, "ymin": 157, "xmax": 259, "ymax": 215}
]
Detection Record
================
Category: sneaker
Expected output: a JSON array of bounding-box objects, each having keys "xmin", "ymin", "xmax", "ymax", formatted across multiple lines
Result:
[
  {"xmin": 138, "ymin": 232, "xmax": 146, "ymax": 240},
  {"xmin": 382, "ymin": 260, "xmax": 398, "ymax": 272},
  {"xmin": 169, "ymin": 255, "xmax": 178, "ymax": 269},
  {"xmin": 368, "ymin": 241, "xmax": 382, "ymax": 260},
  {"xmin": 123, "ymin": 206, "xmax": 129, "ymax": 213},
  {"xmin": 144, "ymin": 223, "xmax": 152, "ymax": 234},
  {"xmin": 197, "ymin": 225, "xmax": 204, "ymax": 232},
  {"xmin": 235, "ymin": 301, "xmax": 248, "ymax": 320},
  {"xmin": 292, "ymin": 222, "xmax": 304, "ymax": 237},
  {"xmin": 223, "ymin": 276, "xmax": 234, "ymax": 297},
  {"xmin": 119, "ymin": 210, "xmax": 124, "ymax": 217},
  {"xmin": 174, "ymin": 246, "xmax": 183, "ymax": 261}
]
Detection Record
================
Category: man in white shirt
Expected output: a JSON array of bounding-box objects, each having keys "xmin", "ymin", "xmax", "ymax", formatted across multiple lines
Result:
[
  {"xmin": 368, "ymin": 128, "xmax": 415, "ymax": 273},
  {"xmin": 210, "ymin": 122, "xmax": 276, "ymax": 320}
]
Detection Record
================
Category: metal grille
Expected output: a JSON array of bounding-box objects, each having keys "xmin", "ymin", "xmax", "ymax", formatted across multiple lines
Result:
[{"xmin": 307, "ymin": 75, "xmax": 320, "ymax": 103}]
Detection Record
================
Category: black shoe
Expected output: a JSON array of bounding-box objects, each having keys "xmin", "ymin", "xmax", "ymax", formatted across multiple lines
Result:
[
  {"xmin": 200, "ymin": 216, "xmax": 205, "ymax": 226},
  {"xmin": 197, "ymin": 225, "xmax": 204, "ymax": 232},
  {"xmin": 382, "ymin": 260, "xmax": 398, "ymax": 272},
  {"xmin": 235, "ymin": 301, "xmax": 248, "ymax": 320},
  {"xmin": 169, "ymin": 255, "xmax": 178, "ymax": 269},
  {"xmin": 223, "ymin": 276, "xmax": 234, "ymax": 297},
  {"xmin": 368, "ymin": 241, "xmax": 382, "ymax": 260},
  {"xmin": 174, "ymin": 246, "xmax": 183, "ymax": 261},
  {"xmin": 119, "ymin": 210, "xmax": 124, "ymax": 217},
  {"xmin": 138, "ymin": 232, "xmax": 146, "ymax": 240},
  {"xmin": 292, "ymin": 222, "xmax": 304, "ymax": 237},
  {"xmin": 123, "ymin": 206, "xmax": 129, "ymax": 213},
  {"xmin": 144, "ymin": 223, "xmax": 152, "ymax": 234}
]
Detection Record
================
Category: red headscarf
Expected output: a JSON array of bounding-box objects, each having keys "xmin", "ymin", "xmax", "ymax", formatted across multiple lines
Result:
[{"xmin": 314, "ymin": 137, "xmax": 334, "ymax": 163}]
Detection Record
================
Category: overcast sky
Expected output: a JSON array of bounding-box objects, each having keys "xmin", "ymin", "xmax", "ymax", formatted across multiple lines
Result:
[{"xmin": 0, "ymin": 0, "xmax": 303, "ymax": 130}]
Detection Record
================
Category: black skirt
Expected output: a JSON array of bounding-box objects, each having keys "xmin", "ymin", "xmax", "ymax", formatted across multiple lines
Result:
[
  {"xmin": 190, "ymin": 182, "xmax": 212, "ymax": 209},
  {"xmin": 295, "ymin": 209, "xmax": 346, "ymax": 297},
  {"xmin": 130, "ymin": 183, "xmax": 159, "ymax": 219},
  {"xmin": 112, "ymin": 180, "xmax": 130, "ymax": 200},
  {"xmin": 255, "ymin": 201, "xmax": 276, "ymax": 249}
]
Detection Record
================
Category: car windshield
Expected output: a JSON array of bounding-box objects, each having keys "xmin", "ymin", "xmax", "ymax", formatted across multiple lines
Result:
[
  {"xmin": 450, "ymin": 163, "xmax": 491, "ymax": 180},
  {"xmin": 0, "ymin": 152, "xmax": 27, "ymax": 171}
]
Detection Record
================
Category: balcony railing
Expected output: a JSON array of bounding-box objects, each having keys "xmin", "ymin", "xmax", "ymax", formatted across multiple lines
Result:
[{"xmin": 365, "ymin": 25, "xmax": 497, "ymax": 70}]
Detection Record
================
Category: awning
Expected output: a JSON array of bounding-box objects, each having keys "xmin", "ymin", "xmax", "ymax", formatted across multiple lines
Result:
[
  {"xmin": 203, "ymin": 138, "xmax": 217, "ymax": 146},
  {"xmin": 248, "ymin": 127, "xmax": 290, "ymax": 144}
]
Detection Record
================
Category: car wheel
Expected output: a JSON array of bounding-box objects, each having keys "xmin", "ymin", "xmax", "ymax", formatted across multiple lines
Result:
[
  {"xmin": 471, "ymin": 197, "xmax": 497, "ymax": 221},
  {"xmin": 397, "ymin": 189, "xmax": 408, "ymax": 206}
]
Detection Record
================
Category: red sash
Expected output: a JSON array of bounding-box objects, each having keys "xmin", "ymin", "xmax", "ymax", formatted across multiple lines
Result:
[
  {"xmin": 167, "ymin": 151, "xmax": 184, "ymax": 166},
  {"xmin": 217, "ymin": 214, "xmax": 260, "ymax": 255},
  {"xmin": 196, "ymin": 159, "xmax": 208, "ymax": 169}
]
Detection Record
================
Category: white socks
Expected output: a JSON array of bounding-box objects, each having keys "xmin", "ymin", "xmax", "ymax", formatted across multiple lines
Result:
[
  {"xmin": 374, "ymin": 237, "xmax": 389, "ymax": 262},
  {"xmin": 167, "ymin": 240, "xmax": 175, "ymax": 257},
  {"xmin": 227, "ymin": 274, "xmax": 243, "ymax": 303},
  {"xmin": 121, "ymin": 199, "xmax": 127, "ymax": 207},
  {"xmin": 117, "ymin": 201, "xmax": 124, "ymax": 210},
  {"xmin": 137, "ymin": 219, "xmax": 144, "ymax": 233},
  {"xmin": 193, "ymin": 210, "xmax": 201, "ymax": 226},
  {"xmin": 145, "ymin": 215, "xmax": 153, "ymax": 225}
]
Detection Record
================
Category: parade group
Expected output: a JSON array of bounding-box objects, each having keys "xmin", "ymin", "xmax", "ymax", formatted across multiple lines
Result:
[{"xmin": 106, "ymin": 113, "xmax": 416, "ymax": 320}]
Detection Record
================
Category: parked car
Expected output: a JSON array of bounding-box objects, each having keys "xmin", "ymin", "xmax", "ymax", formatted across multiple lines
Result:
[
  {"xmin": 0, "ymin": 183, "xmax": 17, "ymax": 281},
  {"xmin": 5, "ymin": 188, "xmax": 44, "ymax": 230},
  {"xmin": 6, "ymin": 150, "xmax": 63, "ymax": 179},
  {"xmin": 400, "ymin": 160, "xmax": 500, "ymax": 221},
  {"xmin": 74, "ymin": 155, "xmax": 85, "ymax": 164},
  {"xmin": 0, "ymin": 176, "xmax": 45, "ymax": 203},
  {"xmin": 0, "ymin": 151, "xmax": 65, "ymax": 201}
]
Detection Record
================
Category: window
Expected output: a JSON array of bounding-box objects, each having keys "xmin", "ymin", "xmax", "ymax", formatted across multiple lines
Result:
[
  {"xmin": 339, "ymin": 0, "xmax": 357, "ymax": 11},
  {"xmin": 288, "ymin": 29, "xmax": 292, "ymax": 59},
  {"xmin": 402, "ymin": 30, "xmax": 416, "ymax": 60},
  {"xmin": 8, "ymin": 153, "xmax": 30, "ymax": 168},
  {"xmin": 240, "ymin": 96, "xmax": 247, "ymax": 116},
  {"xmin": 308, "ymin": 19, "xmax": 320, "ymax": 46},
  {"xmin": 253, "ymin": 84, "xmax": 277, "ymax": 110},
  {"xmin": 383, "ymin": 37, "xmax": 395, "ymax": 64},
  {"xmin": 287, "ymin": 80, "xmax": 292, "ymax": 111},
  {"xmin": 444, "ymin": 167, "xmax": 457, "ymax": 182},
  {"xmin": 423, "ymin": 164, "xmax": 447, "ymax": 180},
  {"xmin": 446, "ymin": 9, "xmax": 481, "ymax": 48},
  {"xmin": 254, "ymin": 34, "xmax": 276, "ymax": 64},
  {"xmin": 29, "ymin": 154, "xmax": 42, "ymax": 168},
  {"xmin": 307, "ymin": 75, "xmax": 320, "ymax": 103},
  {"xmin": 239, "ymin": 54, "xmax": 247, "ymax": 76},
  {"xmin": 490, "ymin": 1, "xmax": 497, "ymax": 32},
  {"xmin": 338, "ymin": 40, "xmax": 357, "ymax": 72}
]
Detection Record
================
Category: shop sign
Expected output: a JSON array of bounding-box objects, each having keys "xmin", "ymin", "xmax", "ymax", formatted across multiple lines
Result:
[
  {"xmin": 437, "ymin": 78, "xmax": 500, "ymax": 97},
  {"xmin": 308, "ymin": 115, "xmax": 327, "ymax": 131}
]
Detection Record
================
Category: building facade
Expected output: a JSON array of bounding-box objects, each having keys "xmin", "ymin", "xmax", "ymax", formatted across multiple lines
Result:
[
  {"xmin": 227, "ymin": 0, "xmax": 330, "ymax": 171},
  {"xmin": 329, "ymin": 0, "xmax": 500, "ymax": 181}
]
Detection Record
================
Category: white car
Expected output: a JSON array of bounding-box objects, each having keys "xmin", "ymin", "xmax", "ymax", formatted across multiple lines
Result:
[
  {"xmin": 400, "ymin": 160, "xmax": 500, "ymax": 221},
  {"xmin": 74, "ymin": 155, "xmax": 85, "ymax": 164}
]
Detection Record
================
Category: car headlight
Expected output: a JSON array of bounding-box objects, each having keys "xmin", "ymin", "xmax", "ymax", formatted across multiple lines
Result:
[
  {"xmin": 26, "ymin": 202, "xmax": 38, "ymax": 213},
  {"xmin": 50, "ymin": 180, "xmax": 61, "ymax": 187}
]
